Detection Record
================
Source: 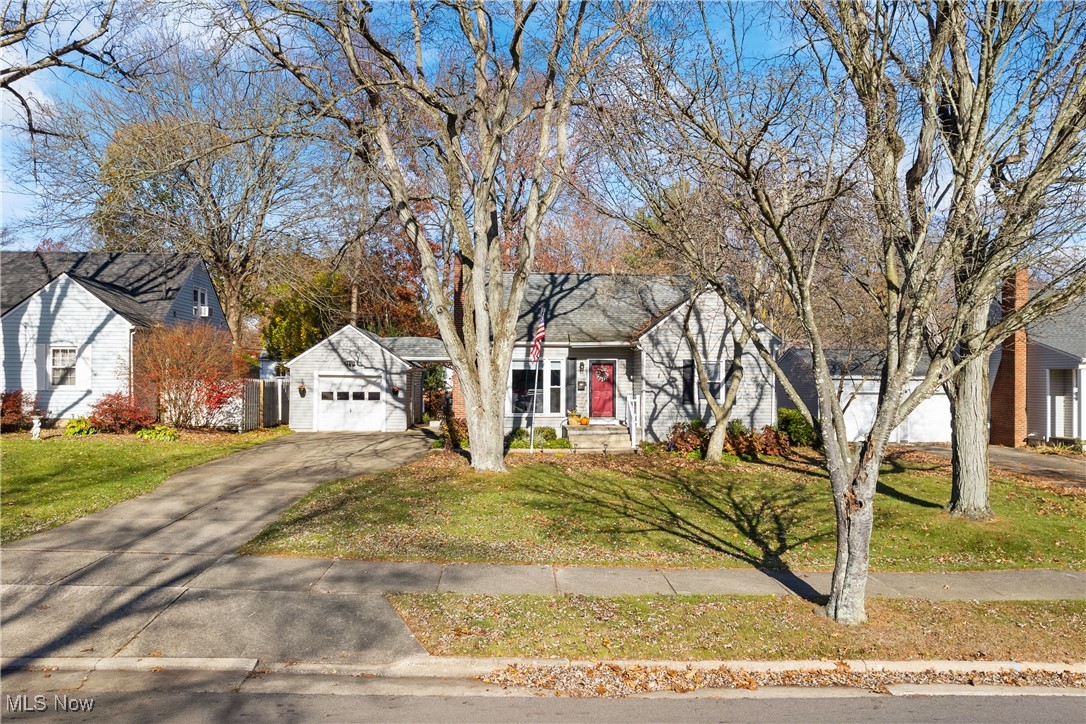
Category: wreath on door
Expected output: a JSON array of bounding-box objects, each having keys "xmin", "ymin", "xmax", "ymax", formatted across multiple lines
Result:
[{"xmin": 593, "ymin": 366, "xmax": 610, "ymax": 382}]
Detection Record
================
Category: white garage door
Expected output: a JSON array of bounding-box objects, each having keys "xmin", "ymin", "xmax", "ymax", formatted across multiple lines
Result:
[
  {"xmin": 841, "ymin": 384, "xmax": 952, "ymax": 443},
  {"xmin": 317, "ymin": 376, "xmax": 384, "ymax": 431}
]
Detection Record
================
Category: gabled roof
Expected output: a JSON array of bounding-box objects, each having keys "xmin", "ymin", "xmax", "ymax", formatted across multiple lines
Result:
[
  {"xmin": 507, "ymin": 273, "xmax": 693, "ymax": 345},
  {"xmin": 286, "ymin": 325, "xmax": 415, "ymax": 370},
  {"xmin": 1029, "ymin": 295, "xmax": 1086, "ymax": 361},
  {"xmin": 0, "ymin": 251, "xmax": 205, "ymax": 327},
  {"xmin": 504, "ymin": 273, "xmax": 749, "ymax": 345}
]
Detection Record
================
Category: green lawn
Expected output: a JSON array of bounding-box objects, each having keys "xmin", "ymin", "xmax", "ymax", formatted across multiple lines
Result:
[
  {"xmin": 241, "ymin": 449, "xmax": 1085, "ymax": 571},
  {"xmin": 1, "ymin": 428, "xmax": 291, "ymax": 542},
  {"xmin": 392, "ymin": 594, "xmax": 1086, "ymax": 663}
]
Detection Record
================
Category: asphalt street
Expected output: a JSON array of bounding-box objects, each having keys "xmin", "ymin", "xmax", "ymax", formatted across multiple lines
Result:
[{"xmin": 3, "ymin": 691, "xmax": 1083, "ymax": 724}]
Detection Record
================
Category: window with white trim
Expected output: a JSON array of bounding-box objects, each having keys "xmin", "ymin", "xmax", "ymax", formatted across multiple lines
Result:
[
  {"xmin": 50, "ymin": 346, "xmax": 77, "ymax": 387},
  {"xmin": 192, "ymin": 287, "xmax": 208, "ymax": 317},
  {"xmin": 509, "ymin": 359, "xmax": 563, "ymax": 415},
  {"xmin": 682, "ymin": 358, "xmax": 729, "ymax": 404}
]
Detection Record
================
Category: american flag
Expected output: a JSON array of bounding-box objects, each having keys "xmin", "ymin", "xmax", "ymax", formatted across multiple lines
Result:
[{"xmin": 529, "ymin": 315, "xmax": 546, "ymax": 362}]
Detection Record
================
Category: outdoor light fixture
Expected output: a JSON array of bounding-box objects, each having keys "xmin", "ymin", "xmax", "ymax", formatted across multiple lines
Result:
[
  {"xmin": 298, "ymin": 382, "xmax": 307, "ymax": 396},
  {"xmin": 578, "ymin": 361, "xmax": 585, "ymax": 373}
]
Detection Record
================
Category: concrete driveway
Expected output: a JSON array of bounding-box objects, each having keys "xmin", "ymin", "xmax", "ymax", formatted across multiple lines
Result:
[
  {"xmin": 1, "ymin": 431, "xmax": 432, "ymax": 669},
  {"xmin": 911, "ymin": 444, "xmax": 1086, "ymax": 488}
]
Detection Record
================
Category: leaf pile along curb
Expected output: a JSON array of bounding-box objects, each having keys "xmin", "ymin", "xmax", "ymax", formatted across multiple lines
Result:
[{"xmin": 480, "ymin": 662, "xmax": 1086, "ymax": 697}]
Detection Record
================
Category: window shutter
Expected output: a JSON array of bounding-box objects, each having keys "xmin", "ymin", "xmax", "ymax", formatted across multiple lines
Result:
[
  {"xmin": 36, "ymin": 344, "xmax": 50, "ymax": 390},
  {"xmin": 76, "ymin": 344, "xmax": 93, "ymax": 390},
  {"xmin": 681, "ymin": 359, "xmax": 694, "ymax": 404},
  {"xmin": 566, "ymin": 358, "xmax": 577, "ymax": 413}
]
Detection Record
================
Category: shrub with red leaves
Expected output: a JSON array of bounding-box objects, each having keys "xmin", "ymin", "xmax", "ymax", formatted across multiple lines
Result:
[
  {"xmin": 1, "ymin": 390, "xmax": 38, "ymax": 432},
  {"xmin": 132, "ymin": 323, "xmax": 248, "ymax": 428},
  {"xmin": 88, "ymin": 392, "xmax": 155, "ymax": 433},
  {"xmin": 756, "ymin": 425, "xmax": 792, "ymax": 456},
  {"xmin": 668, "ymin": 421, "xmax": 708, "ymax": 454}
]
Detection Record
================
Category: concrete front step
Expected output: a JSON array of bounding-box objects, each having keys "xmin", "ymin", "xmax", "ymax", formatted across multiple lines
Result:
[{"xmin": 566, "ymin": 424, "xmax": 634, "ymax": 453}]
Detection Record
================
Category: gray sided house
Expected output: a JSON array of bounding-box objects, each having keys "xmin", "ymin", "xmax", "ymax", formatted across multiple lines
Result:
[
  {"xmin": 1019, "ymin": 295, "xmax": 1085, "ymax": 443},
  {"xmin": 285, "ymin": 326, "xmax": 430, "ymax": 433},
  {"xmin": 1, "ymin": 251, "xmax": 228, "ymax": 420},
  {"xmin": 484, "ymin": 273, "xmax": 779, "ymax": 445}
]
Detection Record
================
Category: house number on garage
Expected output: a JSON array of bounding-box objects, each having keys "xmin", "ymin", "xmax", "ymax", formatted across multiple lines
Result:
[{"xmin": 344, "ymin": 360, "xmax": 358, "ymax": 369}]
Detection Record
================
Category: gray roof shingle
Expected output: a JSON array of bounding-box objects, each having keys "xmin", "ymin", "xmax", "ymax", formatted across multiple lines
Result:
[
  {"xmin": 509, "ymin": 273, "xmax": 696, "ymax": 344},
  {"xmin": 380, "ymin": 336, "xmax": 449, "ymax": 361},
  {"xmin": 0, "ymin": 251, "xmax": 203, "ymax": 327},
  {"xmin": 1029, "ymin": 295, "xmax": 1086, "ymax": 360}
]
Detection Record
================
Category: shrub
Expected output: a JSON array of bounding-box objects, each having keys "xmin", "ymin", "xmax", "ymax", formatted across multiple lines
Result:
[
  {"xmin": 442, "ymin": 416, "xmax": 469, "ymax": 450},
  {"xmin": 724, "ymin": 419, "xmax": 757, "ymax": 457},
  {"xmin": 535, "ymin": 426, "xmax": 557, "ymax": 442},
  {"xmin": 545, "ymin": 437, "xmax": 572, "ymax": 449},
  {"xmin": 756, "ymin": 425, "xmax": 792, "ymax": 457},
  {"xmin": 778, "ymin": 408, "xmax": 820, "ymax": 448},
  {"xmin": 133, "ymin": 323, "xmax": 247, "ymax": 428},
  {"xmin": 638, "ymin": 441, "xmax": 664, "ymax": 455},
  {"xmin": 88, "ymin": 392, "xmax": 155, "ymax": 433},
  {"xmin": 1, "ymin": 390, "xmax": 38, "ymax": 432},
  {"xmin": 506, "ymin": 427, "xmax": 530, "ymax": 446},
  {"xmin": 668, "ymin": 421, "xmax": 708, "ymax": 454},
  {"xmin": 65, "ymin": 417, "xmax": 97, "ymax": 436},
  {"xmin": 136, "ymin": 424, "xmax": 178, "ymax": 441}
]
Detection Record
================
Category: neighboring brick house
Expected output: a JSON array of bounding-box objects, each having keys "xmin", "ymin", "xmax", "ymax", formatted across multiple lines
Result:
[
  {"xmin": 0, "ymin": 251, "xmax": 228, "ymax": 421},
  {"xmin": 991, "ymin": 272, "xmax": 1085, "ymax": 446}
]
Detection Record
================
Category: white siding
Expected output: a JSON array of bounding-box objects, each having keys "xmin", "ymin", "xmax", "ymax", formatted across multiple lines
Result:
[
  {"xmin": 1, "ymin": 275, "xmax": 132, "ymax": 420},
  {"xmin": 287, "ymin": 327, "xmax": 414, "ymax": 432},
  {"xmin": 639, "ymin": 293, "xmax": 778, "ymax": 441}
]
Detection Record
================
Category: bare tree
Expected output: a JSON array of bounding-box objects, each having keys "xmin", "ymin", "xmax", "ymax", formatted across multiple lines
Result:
[
  {"xmin": 593, "ymin": 0, "xmax": 1085, "ymax": 624},
  {"xmin": 1, "ymin": 0, "xmax": 149, "ymax": 134},
  {"xmin": 896, "ymin": 0, "xmax": 1086, "ymax": 519},
  {"xmin": 15, "ymin": 37, "xmax": 323, "ymax": 343},
  {"xmin": 231, "ymin": 0, "xmax": 643, "ymax": 471}
]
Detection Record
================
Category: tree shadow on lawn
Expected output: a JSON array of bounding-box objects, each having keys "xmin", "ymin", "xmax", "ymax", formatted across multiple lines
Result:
[{"xmin": 525, "ymin": 465, "xmax": 832, "ymax": 603}]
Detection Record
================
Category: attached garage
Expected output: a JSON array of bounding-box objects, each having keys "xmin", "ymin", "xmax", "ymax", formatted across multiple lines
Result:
[{"xmin": 286, "ymin": 325, "xmax": 426, "ymax": 433}]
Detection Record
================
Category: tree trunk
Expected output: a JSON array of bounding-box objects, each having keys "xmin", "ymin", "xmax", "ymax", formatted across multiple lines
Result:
[
  {"xmin": 458, "ymin": 379, "xmax": 507, "ymax": 472},
  {"xmin": 705, "ymin": 422, "xmax": 727, "ymax": 461},
  {"xmin": 824, "ymin": 454, "xmax": 880, "ymax": 625},
  {"xmin": 947, "ymin": 354, "xmax": 994, "ymax": 519}
]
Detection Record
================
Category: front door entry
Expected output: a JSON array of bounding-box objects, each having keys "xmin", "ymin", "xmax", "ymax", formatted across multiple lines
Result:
[{"xmin": 589, "ymin": 362, "xmax": 615, "ymax": 418}]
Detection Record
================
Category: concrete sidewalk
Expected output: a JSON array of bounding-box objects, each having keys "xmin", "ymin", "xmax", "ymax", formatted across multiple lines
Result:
[{"xmin": 3, "ymin": 556, "xmax": 1083, "ymax": 670}]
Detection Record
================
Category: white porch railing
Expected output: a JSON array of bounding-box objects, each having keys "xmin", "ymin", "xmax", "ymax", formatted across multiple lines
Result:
[{"xmin": 626, "ymin": 394, "xmax": 642, "ymax": 448}]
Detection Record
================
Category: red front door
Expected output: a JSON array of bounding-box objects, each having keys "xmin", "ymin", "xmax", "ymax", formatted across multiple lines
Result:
[{"xmin": 589, "ymin": 362, "xmax": 615, "ymax": 417}]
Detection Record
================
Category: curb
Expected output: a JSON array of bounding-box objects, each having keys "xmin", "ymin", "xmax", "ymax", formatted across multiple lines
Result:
[{"xmin": 6, "ymin": 655, "xmax": 1083, "ymax": 677}]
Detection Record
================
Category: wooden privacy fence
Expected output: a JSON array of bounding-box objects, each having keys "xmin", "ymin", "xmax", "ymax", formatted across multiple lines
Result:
[{"xmin": 238, "ymin": 379, "xmax": 290, "ymax": 432}]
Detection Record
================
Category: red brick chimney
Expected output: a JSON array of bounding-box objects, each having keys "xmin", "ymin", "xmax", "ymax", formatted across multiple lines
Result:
[{"xmin": 989, "ymin": 269, "xmax": 1029, "ymax": 447}]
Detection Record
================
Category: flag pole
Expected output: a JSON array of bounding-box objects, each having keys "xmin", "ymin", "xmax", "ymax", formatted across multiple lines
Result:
[{"xmin": 529, "ymin": 355, "xmax": 541, "ymax": 453}]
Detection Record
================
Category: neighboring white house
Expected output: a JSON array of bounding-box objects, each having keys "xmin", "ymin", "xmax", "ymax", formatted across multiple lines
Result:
[
  {"xmin": 0, "ymin": 252, "xmax": 228, "ymax": 421},
  {"xmin": 775, "ymin": 349, "xmax": 999, "ymax": 444}
]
